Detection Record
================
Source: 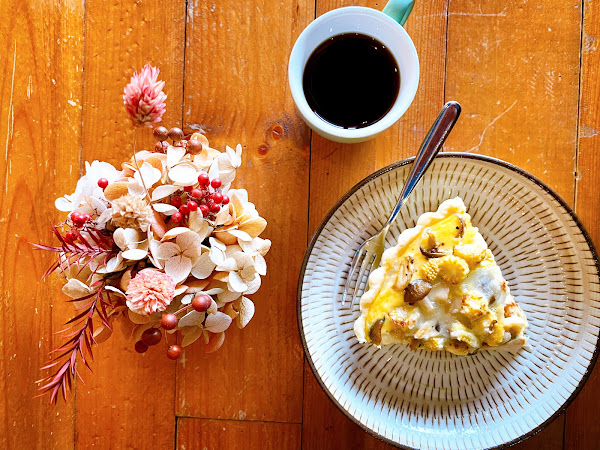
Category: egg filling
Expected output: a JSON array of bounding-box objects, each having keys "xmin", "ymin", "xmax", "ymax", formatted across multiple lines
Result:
[{"xmin": 354, "ymin": 197, "xmax": 528, "ymax": 355}]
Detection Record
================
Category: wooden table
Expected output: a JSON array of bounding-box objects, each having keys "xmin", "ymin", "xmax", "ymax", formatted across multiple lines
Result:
[{"xmin": 1, "ymin": 0, "xmax": 598, "ymax": 448}]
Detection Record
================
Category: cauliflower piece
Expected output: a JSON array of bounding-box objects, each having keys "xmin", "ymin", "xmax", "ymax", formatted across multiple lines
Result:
[
  {"xmin": 445, "ymin": 340, "xmax": 471, "ymax": 355},
  {"xmin": 453, "ymin": 243, "xmax": 487, "ymax": 269},
  {"xmin": 424, "ymin": 336, "xmax": 445, "ymax": 351},
  {"xmin": 389, "ymin": 307, "xmax": 419, "ymax": 331},
  {"xmin": 449, "ymin": 321, "xmax": 479, "ymax": 348},
  {"xmin": 460, "ymin": 294, "xmax": 488, "ymax": 321},
  {"xmin": 484, "ymin": 319, "xmax": 505, "ymax": 346},
  {"xmin": 437, "ymin": 255, "xmax": 470, "ymax": 285},
  {"xmin": 422, "ymin": 259, "xmax": 440, "ymax": 282}
]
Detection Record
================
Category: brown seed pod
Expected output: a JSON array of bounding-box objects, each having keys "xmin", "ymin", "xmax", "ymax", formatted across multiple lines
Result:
[
  {"xmin": 153, "ymin": 126, "xmax": 169, "ymax": 141},
  {"xmin": 168, "ymin": 127, "xmax": 184, "ymax": 142}
]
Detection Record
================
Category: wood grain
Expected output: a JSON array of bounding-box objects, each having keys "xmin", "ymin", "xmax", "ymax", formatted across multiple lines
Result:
[
  {"xmin": 444, "ymin": 0, "xmax": 581, "ymax": 200},
  {"xmin": 303, "ymin": 0, "xmax": 448, "ymax": 446},
  {"xmin": 75, "ymin": 0, "xmax": 186, "ymax": 447},
  {"xmin": 0, "ymin": 0, "xmax": 83, "ymax": 447},
  {"xmin": 176, "ymin": 0, "xmax": 311, "ymax": 423},
  {"xmin": 565, "ymin": 0, "xmax": 600, "ymax": 448},
  {"xmin": 176, "ymin": 417, "xmax": 301, "ymax": 450}
]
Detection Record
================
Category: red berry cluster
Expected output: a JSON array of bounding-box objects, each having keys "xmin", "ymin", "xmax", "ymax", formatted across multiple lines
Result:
[
  {"xmin": 169, "ymin": 174, "xmax": 230, "ymax": 224},
  {"xmin": 70, "ymin": 211, "xmax": 92, "ymax": 228},
  {"xmin": 134, "ymin": 294, "xmax": 212, "ymax": 360}
]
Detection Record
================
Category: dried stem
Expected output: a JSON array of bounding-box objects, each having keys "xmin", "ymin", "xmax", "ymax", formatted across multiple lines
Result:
[{"xmin": 132, "ymin": 127, "xmax": 152, "ymax": 203}]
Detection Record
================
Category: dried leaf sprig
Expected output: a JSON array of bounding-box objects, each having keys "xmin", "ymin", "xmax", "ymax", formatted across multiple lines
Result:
[{"xmin": 36, "ymin": 282, "xmax": 113, "ymax": 404}]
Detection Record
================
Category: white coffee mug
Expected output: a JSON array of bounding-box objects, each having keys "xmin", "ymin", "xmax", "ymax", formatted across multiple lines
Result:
[{"xmin": 288, "ymin": 1, "xmax": 419, "ymax": 143}]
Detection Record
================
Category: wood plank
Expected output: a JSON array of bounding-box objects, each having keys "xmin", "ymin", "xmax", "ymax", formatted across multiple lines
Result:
[
  {"xmin": 446, "ymin": 0, "xmax": 581, "ymax": 447},
  {"xmin": 75, "ymin": 0, "xmax": 186, "ymax": 447},
  {"xmin": 303, "ymin": 0, "xmax": 448, "ymax": 447},
  {"xmin": 176, "ymin": 417, "xmax": 301, "ymax": 450},
  {"xmin": 444, "ymin": 0, "xmax": 581, "ymax": 201},
  {"xmin": 565, "ymin": 0, "xmax": 600, "ymax": 448},
  {"xmin": 175, "ymin": 0, "xmax": 311, "ymax": 423},
  {"xmin": 513, "ymin": 414, "xmax": 564, "ymax": 450},
  {"xmin": 0, "ymin": 0, "xmax": 83, "ymax": 447}
]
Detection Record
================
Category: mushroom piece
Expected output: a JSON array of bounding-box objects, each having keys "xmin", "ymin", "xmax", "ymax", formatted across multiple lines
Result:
[
  {"xmin": 369, "ymin": 318, "xmax": 385, "ymax": 346},
  {"xmin": 456, "ymin": 214, "xmax": 465, "ymax": 238},
  {"xmin": 394, "ymin": 256, "xmax": 415, "ymax": 291},
  {"xmin": 404, "ymin": 279, "xmax": 433, "ymax": 303},
  {"xmin": 419, "ymin": 231, "xmax": 450, "ymax": 258}
]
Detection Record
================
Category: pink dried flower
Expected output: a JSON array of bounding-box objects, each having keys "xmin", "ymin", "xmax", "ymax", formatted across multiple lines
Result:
[
  {"xmin": 123, "ymin": 64, "xmax": 167, "ymax": 127},
  {"xmin": 126, "ymin": 268, "xmax": 176, "ymax": 315}
]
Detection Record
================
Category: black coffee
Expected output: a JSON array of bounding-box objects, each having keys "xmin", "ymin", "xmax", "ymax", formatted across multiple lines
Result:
[{"xmin": 302, "ymin": 33, "xmax": 400, "ymax": 129}]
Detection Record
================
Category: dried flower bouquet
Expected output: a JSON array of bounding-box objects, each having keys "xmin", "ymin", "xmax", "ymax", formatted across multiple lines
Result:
[{"xmin": 34, "ymin": 65, "xmax": 270, "ymax": 403}]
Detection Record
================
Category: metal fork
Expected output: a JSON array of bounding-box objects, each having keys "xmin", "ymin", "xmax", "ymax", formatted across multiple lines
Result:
[{"xmin": 342, "ymin": 101, "xmax": 462, "ymax": 307}]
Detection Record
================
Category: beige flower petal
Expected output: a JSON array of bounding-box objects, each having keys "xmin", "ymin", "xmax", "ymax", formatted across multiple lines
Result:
[
  {"xmin": 62, "ymin": 278, "xmax": 91, "ymax": 299},
  {"xmin": 204, "ymin": 311, "xmax": 232, "ymax": 333},
  {"xmin": 177, "ymin": 232, "xmax": 204, "ymax": 261},
  {"xmin": 191, "ymin": 252, "xmax": 217, "ymax": 279},
  {"xmin": 204, "ymin": 331, "xmax": 225, "ymax": 353},
  {"xmin": 178, "ymin": 310, "xmax": 205, "ymax": 328},
  {"xmin": 181, "ymin": 327, "xmax": 205, "ymax": 347},
  {"xmin": 185, "ymin": 279, "xmax": 211, "ymax": 292},
  {"xmin": 213, "ymin": 230, "xmax": 238, "ymax": 245},
  {"xmin": 128, "ymin": 309, "xmax": 151, "ymax": 324},
  {"xmin": 236, "ymin": 297, "xmax": 255, "ymax": 329},
  {"xmin": 151, "ymin": 185, "xmax": 180, "ymax": 201},
  {"xmin": 152, "ymin": 203, "xmax": 178, "ymax": 215},
  {"xmin": 167, "ymin": 145, "xmax": 187, "ymax": 168},
  {"xmin": 217, "ymin": 289, "xmax": 240, "ymax": 304},
  {"xmin": 164, "ymin": 255, "xmax": 193, "ymax": 284},
  {"xmin": 228, "ymin": 229, "xmax": 252, "ymax": 242},
  {"xmin": 155, "ymin": 242, "xmax": 180, "ymax": 260},
  {"xmin": 162, "ymin": 227, "xmax": 193, "ymax": 241},
  {"xmin": 169, "ymin": 163, "xmax": 198, "ymax": 186},
  {"xmin": 240, "ymin": 217, "xmax": 267, "ymax": 238},
  {"xmin": 121, "ymin": 248, "xmax": 148, "ymax": 260}
]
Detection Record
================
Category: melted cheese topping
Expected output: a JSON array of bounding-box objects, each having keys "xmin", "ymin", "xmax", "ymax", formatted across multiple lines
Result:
[{"xmin": 354, "ymin": 197, "xmax": 528, "ymax": 355}]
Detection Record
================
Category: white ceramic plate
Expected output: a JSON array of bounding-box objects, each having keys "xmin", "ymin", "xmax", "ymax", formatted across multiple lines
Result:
[{"xmin": 298, "ymin": 154, "xmax": 600, "ymax": 450}]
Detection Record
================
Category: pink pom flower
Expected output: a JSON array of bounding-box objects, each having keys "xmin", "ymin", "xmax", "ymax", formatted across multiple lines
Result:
[
  {"xmin": 123, "ymin": 64, "xmax": 167, "ymax": 127},
  {"xmin": 125, "ymin": 269, "xmax": 176, "ymax": 315}
]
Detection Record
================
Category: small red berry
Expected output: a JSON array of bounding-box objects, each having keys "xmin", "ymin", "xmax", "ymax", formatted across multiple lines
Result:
[
  {"xmin": 192, "ymin": 294, "xmax": 212, "ymax": 312},
  {"xmin": 179, "ymin": 204, "xmax": 190, "ymax": 215},
  {"xmin": 82, "ymin": 214, "xmax": 92, "ymax": 223},
  {"xmin": 211, "ymin": 192, "xmax": 223, "ymax": 204},
  {"xmin": 199, "ymin": 204, "xmax": 210, "ymax": 217},
  {"xmin": 171, "ymin": 196, "xmax": 182, "ymax": 207},
  {"xmin": 134, "ymin": 341, "xmax": 148, "ymax": 353},
  {"xmin": 161, "ymin": 313, "xmax": 179, "ymax": 330},
  {"xmin": 198, "ymin": 173, "xmax": 210, "ymax": 186},
  {"xmin": 65, "ymin": 231, "xmax": 77, "ymax": 242},
  {"xmin": 171, "ymin": 212, "xmax": 183, "ymax": 223},
  {"xmin": 211, "ymin": 178, "xmax": 222, "ymax": 189},
  {"xmin": 141, "ymin": 328, "xmax": 162, "ymax": 346},
  {"xmin": 187, "ymin": 201, "xmax": 198, "ymax": 212},
  {"xmin": 221, "ymin": 195, "xmax": 230, "ymax": 205},
  {"xmin": 98, "ymin": 178, "xmax": 109, "ymax": 189},
  {"xmin": 166, "ymin": 345, "xmax": 182, "ymax": 360},
  {"xmin": 210, "ymin": 203, "xmax": 220, "ymax": 213},
  {"xmin": 191, "ymin": 188, "xmax": 203, "ymax": 199},
  {"xmin": 184, "ymin": 185, "xmax": 193, "ymax": 192}
]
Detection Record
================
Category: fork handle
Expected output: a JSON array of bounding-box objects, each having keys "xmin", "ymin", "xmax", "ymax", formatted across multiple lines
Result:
[{"xmin": 384, "ymin": 101, "xmax": 461, "ymax": 228}]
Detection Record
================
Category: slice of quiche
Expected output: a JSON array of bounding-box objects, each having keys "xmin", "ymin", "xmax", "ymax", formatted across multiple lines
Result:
[{"xmin": 354, "ymin": 197, "xmax": 527, "ymax": 355}]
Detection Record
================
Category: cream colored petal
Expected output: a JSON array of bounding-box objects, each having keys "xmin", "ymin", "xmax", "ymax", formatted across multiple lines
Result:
[
  {"xmin": 181, "ymin": 327, "xmax": 205, "ymax": 347},
  {"xmin": 228, "ymin": 229, "xmax": 252, "ymax": 242},
  {"xmin": 104, "ymin": 285, "xmax": 125, "ymax": 297},
  {"xmin": 191, "ymin": 252, "xmax": 217, "ymax": 279},
  {"xmin": 162, "ymin": 227, "xmax": 193, "ymax": 241},
  {"xmin": 254, "ymin": 254, "xmax": 267, "ymax": 276},
  {"xmin": 216, "ymin": 257, "xmax": 238, "ymax": 272},
  {"xmin": 240, "ymin": 217, "xmax": 267, "ymax": 238},
  {"xmin": 177, "ymin": 231, "xmax": 204, "ymax": 260},
  {"xmin": 113, "ymin": 228, "xmax": 127, "ymax": 250},
  {"xmin": 135, "ymin": 162, "xmax": 162, "ymax": 188},
  {"xmin": 164, "ymin": 255, "xmax": 192, "ymax": 284},
  {"xmin": 217, "ymin": 288, "xmax": 241, "ymax": 304},
  {"xmin": 62, "ymin": 278, "xmax": 91, "ymax": 299},
  {"xmin": 121, "ymin": 248, "xmax": 148, "ymax": 261},
  {"xmin": 236, "ymin": 297, "xmax": 255, "ymax": 329},
  {"xmin": 178, "ymin": 310, "xmax": 206, "ymax": 328},
  {"xmin": 204, "ymin": 311, "xmax": 232, "ymax": 333},
  {"xmin": 207, "ymin": 298, "xmax": 219, "ymax": 314},
  {"xmin": 152, "ymin": 185, "xmax": 180, "ymax": 201},
  {"xmin": 228, "ymin": 271, "xmax": 247, "ymax": 293},
  {"xmin": 168, "ymin": 163, "xmax": 198, "ymax": 186},
  {"xmin": 174, "ymin": 285, "xmax": 189, "ymax": 296},
  {"xmin": 167, "ymin": 145, "xmax": 187, "ymax": 168},
  {"xmin": 244, "ymin": 273, "xmax": 261, "ymax": 295},
  {"xmin": 155, "ymin": 242, "xmax": 181, "ymax": 260}
]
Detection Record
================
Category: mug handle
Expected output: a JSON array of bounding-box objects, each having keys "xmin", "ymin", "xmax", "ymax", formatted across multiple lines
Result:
[{"xmin": 382, "ymin": 0, "xmax": 415, "ymax": 26}]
